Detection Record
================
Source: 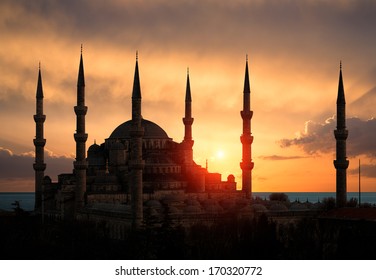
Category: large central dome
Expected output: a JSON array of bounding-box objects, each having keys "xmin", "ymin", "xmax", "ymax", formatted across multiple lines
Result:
[{"xmin": 109, "ymin": 119, "xmax": 170, "ymax": 139}]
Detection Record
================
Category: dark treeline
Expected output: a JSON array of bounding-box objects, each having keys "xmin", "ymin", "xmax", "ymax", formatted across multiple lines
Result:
[{"xmin": 1, "ymin": 214, "xmax": 376, "ymax": 259}]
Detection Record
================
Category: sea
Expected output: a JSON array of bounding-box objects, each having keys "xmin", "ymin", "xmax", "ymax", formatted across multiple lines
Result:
[{"xmin": 1, "ymin": 192, "xmax": 376, "ymax": 212}]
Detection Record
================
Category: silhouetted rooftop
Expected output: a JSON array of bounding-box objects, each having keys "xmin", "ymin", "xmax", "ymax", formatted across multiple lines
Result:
[{"xmin": 109, "ymin": 119, "xmax": 170, "ymax": 139}]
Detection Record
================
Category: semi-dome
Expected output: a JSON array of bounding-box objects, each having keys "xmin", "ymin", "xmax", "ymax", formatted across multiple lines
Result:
[
  {"xmin": 109, "ymin": 119, "xmax": 170, "ymax": 139},
  {"xmin": 251, "ymin": 204, "xmax": 268, "ymax": 212}
]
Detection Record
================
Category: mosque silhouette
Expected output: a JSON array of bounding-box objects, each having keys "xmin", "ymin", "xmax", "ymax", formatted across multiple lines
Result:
[{"xmin": 33, "ymin": 49, "xmax": 347, "ymax": 236}]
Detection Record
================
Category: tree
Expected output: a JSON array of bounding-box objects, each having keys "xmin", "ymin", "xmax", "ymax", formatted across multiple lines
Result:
[{"xmin": 269, "ymin": 193, "xmax": 289, "ymax": 202}]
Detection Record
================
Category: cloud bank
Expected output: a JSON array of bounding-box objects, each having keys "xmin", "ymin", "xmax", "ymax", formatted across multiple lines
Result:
[
  {"xmin": 280, "ymin": 116, "xmax": 376, "ymax": 158},
  {"xmin": 259, "ymin": 155, "xmax": 306, "ymax": 161},
  {"xmin": 0, "ymin": 147, "xmax": 73, "ymax": 191},
  {"xmin": 349, "ymin": 163, "xmax": 376, "ymax": 179}
]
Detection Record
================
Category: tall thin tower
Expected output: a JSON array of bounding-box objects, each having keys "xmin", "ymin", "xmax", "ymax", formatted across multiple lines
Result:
[
  {"xmin": 240, "ymin": 56, "xmax": 254, "ymax": 198},
  {"xmin": 129, "ymin": 52, "xmax": 145, "ymax": 228},
  {"xmin": 73, "ymin": 47, "xmax": 88, "ymax": 211},
  {"xmin": 182, "ymin": 68, "xmax": 194, "ymax": 166},
  {"xmin": 334, "ymin": 62, "xmax": 349, "ymax": 208},
  {"xmin": 33, "ymin": 64, "xmax": 46, "ymax": 210}
]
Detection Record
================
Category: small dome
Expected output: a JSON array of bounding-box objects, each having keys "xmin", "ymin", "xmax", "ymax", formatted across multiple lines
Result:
[
  {"xmin": 240, "ymin": 204, "xmax": 254, "ymax": 213},
  {"xmin": 269, "ymin": 203, "xmax": 288, "ymax": 212},
  {"xmin": 43, "ymin": 176, "xmax": 52, "ymax": 184},
  {"xmin": 311, "ymin": 202, "xmax": 323, "ymax": 209},
  {"xmin": 109, "ymin": 119, "xmax": 170, "ymax": 139},
  {"xmin": 88, "ymin": 143, "xmax": 101, "ymax": 152},
  {"xmin": 290, "ymin": 202, "xmax": 308, "ymax": 211},
  {"xmin": 227, "ymin": 174, "xmax": 235, "ymax": 182},
  {"xmin": 251, "ymin": 204, "xmax": 268, "ymax": 212}
]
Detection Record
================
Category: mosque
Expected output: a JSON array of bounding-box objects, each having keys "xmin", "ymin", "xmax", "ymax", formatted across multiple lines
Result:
[
  {"xmin": 33, "ymin": 50, "xmax": 255, "ymax": 231},
  {"xmin": 33, "ymin": 48, "xmax": 349, "ymax": 235}
]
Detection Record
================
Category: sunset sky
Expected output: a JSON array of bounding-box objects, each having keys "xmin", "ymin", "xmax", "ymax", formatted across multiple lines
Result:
[{"xmin": 1, "ymin": 0, "xmax": 376, "ymax": 193}]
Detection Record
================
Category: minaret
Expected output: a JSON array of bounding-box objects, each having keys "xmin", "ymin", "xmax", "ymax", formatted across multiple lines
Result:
[
  {"xmin": 33, "ymin": 64, "xmax": 46, "ymax": 210},
  {"xmin": 73, "ymin": 46, "xmax": 88, "ymax": 211},
  {"xmin": 240, "ymin": 55, "xmax": 254, "ymax": 198},
  {"xmin": 129, "ymin": 52, "xmax": 145, "ymax": 228},
  {"xmin": 182, "ymin": 68, "xmax": 194, "ymax": 165},
  {"xmin": 334, "ymin": 62, "xmax": 349, "ymax": 208}
]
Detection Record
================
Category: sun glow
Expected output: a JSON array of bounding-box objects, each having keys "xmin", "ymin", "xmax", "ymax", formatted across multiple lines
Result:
[{"xmin": 216, "ymin": 150, "xmax": 225, "ymax": 159}]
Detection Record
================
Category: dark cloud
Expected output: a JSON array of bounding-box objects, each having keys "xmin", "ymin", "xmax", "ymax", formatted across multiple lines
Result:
[
  {"xmin": 349, "ymin": 163, "xmax": 376, "ymax": 178},
  {"xmin": 350, "ymin": 86, "xmax": 376, "ymax": 118},
  {"xmin": 0, "ymin": 88, "xmax": 34, "ymax": 116},
  {"xmin": 280, "ymin": 116, "xmax": 376, "ymax": 158},
  {"xmin": 259, "ymin": 155, "xmax": 306, "ymax": 161},
  {"xmin": 0, "ymin": 146, "xmax": 73, "ymax": 181},
  {"xmin": 0, "ymin": 147, "xmax": 34, "ymax": 178},
  {"xmin": 3, "ymin": 0, "xmax": 376, "ymax": 58}
]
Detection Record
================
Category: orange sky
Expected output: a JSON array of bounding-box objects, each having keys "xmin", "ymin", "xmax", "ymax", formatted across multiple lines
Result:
[{"xmin": 1, "ymin": 0, "xmax": 376, "ymax": 193}]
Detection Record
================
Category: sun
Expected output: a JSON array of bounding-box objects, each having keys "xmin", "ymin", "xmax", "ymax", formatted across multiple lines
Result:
[{"xmin": 216, "ymin": 150, "xmax": 225, "ymax": 159}]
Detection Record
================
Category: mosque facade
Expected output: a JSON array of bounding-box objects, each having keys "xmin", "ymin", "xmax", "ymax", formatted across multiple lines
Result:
[{"xmin": 34, "ymin": 51, "xmax": 254, "ymax": 230}]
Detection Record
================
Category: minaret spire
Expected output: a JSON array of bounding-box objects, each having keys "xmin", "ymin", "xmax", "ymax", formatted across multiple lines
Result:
[
  {"xmin": 337, "ymin": 61, "xmax": 345, "ymax": 106},
  {"xmin": 243, "ymin": 55, "xmax": 250, "ymax": 110},
  {"xmin": 182, "ymin": 68, "xmax": 194, "ymax": 165},
  {"xmin": 36, "ymin": 64, "xmax": 43, "ymax": 98},
  {"xmin": 185, "ymin": 67, "xmax": 192, "ymax": 102},
  {"xmin": 33, "ymin": 64, "xmax": 46, "ymax": 210},
  {"xmin": 132, "ymin": 51, "xmax": 141, "ymax": 100},
  {"xmin": 183, "ymin": 68, "xmax": 193, "ymax": 137},
  {"xmin": 74, "ymin": 47, "xmax": 88, "ymax": 212},
  {"xmin": 240, "ymin": 55, "xmax": 254, "ymax": 198},
  {"xmin": 334, "ymin": 61, "xmax": 349, "ymax": 207},
  {"xmin": 129, "ymin": 52, "xmax": 145, "ymax": 228},
  {"xmin": 77, "ymin": 45, "xmax": 85, "ymax": 87}
]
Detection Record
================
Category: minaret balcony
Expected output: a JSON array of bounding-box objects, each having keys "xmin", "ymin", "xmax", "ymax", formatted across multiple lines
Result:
[
  {"xmin": 33, "ymin": 162, "xmax": 46, "ymax": 171},
  {"xmin": 33, "ymin": 138, "xmax": 46, "ymax": 147},
  {"xmin": 33, "ymin": 114, "xmax": 46, "ymax": 123},
  {"xmin": 334, "ymin": 129, "xmax": 348, "ymax": 140},
  {"xmin": 74, "ymin": 105, "xmax": 88, "ymax": 116},
  {"xmin": 240, "ymin": 161, "xmax": 254, "ymax": 171},
  {"xmin": 241, "ymin": 110, "xmax": 253, "ymax": 120},
  {"xmin": 74, "ymin": 160, "xmax": 88, "ymax": 170},
  {"xmin": 240, "ymin": 134, "xmax": 254, "ymax": 144},
  {"xmin": 183, "ymin": 117, "xmax": 194, "ymax": 125},
  {"xmin": 74, "ymin": 133, "xmax": 88, "ymax": 142},
  {"xmin": 333, "ymin": 159, "xmax": 349, "ymax": 169}
]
